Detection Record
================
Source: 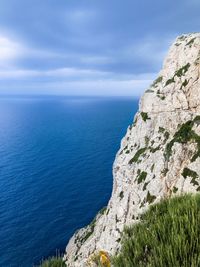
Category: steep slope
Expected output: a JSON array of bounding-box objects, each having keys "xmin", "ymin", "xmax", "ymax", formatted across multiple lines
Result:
[{"xmin": 64, "ymin": 33, "xmax": 200, "ymax": 266}]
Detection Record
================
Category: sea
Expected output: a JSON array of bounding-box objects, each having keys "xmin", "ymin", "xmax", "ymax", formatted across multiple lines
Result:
[{"xmin": 0, "ymin": 95, "xmax": 139, "ymax": 266}]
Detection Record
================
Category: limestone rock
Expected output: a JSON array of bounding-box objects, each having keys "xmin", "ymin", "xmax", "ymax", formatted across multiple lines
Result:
[{"xmin": 64, "ymin": 33, "xmax": 200, "ymax": 266}]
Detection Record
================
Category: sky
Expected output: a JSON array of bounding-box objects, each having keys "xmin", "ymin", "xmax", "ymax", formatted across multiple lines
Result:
[{"xmin": 0, "ymin": 0, "xmax": 200, "ymax": 96}]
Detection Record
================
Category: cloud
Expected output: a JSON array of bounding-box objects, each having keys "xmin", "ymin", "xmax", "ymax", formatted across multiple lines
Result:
[
  {"xmin": 0, "ymin": 0, "xmax": 198, "ymax": 96},
  {"xmin": 0, "ymin": 77, "xmax": 154, "ymax": 97},
  {"xmin": 0, "ymin": 35, "xmax": 23, "ymax": 68},
  {"xmin": 0, "ymin": 61, "xmax": 157, "ymax": 80},
  {"xmin": 0, "ymin": 30, "xmax": 158, "ymax": 96}
]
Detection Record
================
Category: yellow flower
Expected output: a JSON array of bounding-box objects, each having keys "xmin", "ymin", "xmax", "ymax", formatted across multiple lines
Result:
[
  {"xmin": 87, "ymin": 250, "xmax": 111, "ymax": 267},
  {"xmin": 99, "ymin": 251, "xmax": 111, "ymax": 267}
]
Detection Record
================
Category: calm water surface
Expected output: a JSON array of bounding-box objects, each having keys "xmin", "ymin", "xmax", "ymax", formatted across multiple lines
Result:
[{"xmin": 0, "ymin": 96, "xmax": 138, "ymax": 266}]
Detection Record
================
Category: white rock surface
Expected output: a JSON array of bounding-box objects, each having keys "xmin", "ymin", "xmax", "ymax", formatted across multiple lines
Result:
[{"xmin": 64, "ymin": 33, "xmax": 200, "ymax": 266}]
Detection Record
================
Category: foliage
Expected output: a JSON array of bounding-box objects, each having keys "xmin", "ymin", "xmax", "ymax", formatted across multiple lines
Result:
[
  {"xmin": 112, "ymin": 194, "xmax": 200, "ymax": 267},
  {"xmin": 39, "ymin": 255, "xmax": 65, "ymax": 267},
  {"xmin": 89, "ymin": 250, "xmax": 111, "ymax": 267},
  {"xmin": 99, "ymin": 206, "xmax": 107, "ymax": 215},
  {"xmin": 165, "ymin": 77, "xmax": 175, "ymax": 86},
  {"xmin": 165, "ymin": 117, "xmax": 200, "ymax": 161},
  {"xmin": 158, "ymin": 127, "xmax": 165, "ymax": 133},
  {"xmin": 137, "ymin": 171, "xmax": 147, "ymax": 184},
  {"xmin": 129, "ymin": 147, "xmax": 147, "ymax": 164},
  {"xmin": 165, "ymin": 63, "xmax": 190, "ymax": 87},
  {"xmin": 151, "ymin": 76, "xmax": 163, "ymax": 88},
  {"xmin": 186, "ymin": 37, "xmax": 196, "ymax": 46},
  {"xmin": 182, "ymin": 167, "xmax": 199, "ymax": 186},
  {"xmin": 146, "ymin": 191, "xmax": 156, "ymax": 204},
  {"xmin": 156, "ymin": 90, "xmax": 165, "ymax": 100},
  {"xmin": 141, "ymin": 112, "xmax": 150, "ymax": 122},
  {"xmin": 181, "ymin": 79, "xmax": 189, "ymax": 89},
  {"xmin": 119, "ymin": 191, "xmax": 124, "ymax": 200},
  {"xmin": 175, "ymin": 63, "xmax": 190, "ymax": 77},
  {"xmin": 182, "ymin": 167, "xmax": 198, "ymax": 179},
  {"xmin": 149, "ymin": 146, "xmax": 160, "ymax": 153}
]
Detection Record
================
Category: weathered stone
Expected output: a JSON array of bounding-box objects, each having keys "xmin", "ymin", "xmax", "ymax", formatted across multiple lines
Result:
[{"xmin": 64, "ymin": 33, "xmax": 200, "ymax": 266}]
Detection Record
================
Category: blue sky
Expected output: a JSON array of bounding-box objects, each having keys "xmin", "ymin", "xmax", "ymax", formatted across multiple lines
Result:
[{"xmin": 0, "ymin": 0, "xmax": 199, "ymax": 96}]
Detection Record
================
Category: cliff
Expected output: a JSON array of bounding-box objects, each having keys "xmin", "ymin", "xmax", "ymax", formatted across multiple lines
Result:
[{"xmin": 64, "ymin": 33, "xmax": 200, "ymax": 266}]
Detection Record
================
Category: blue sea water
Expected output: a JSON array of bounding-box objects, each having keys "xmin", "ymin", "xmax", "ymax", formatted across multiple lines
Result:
[{"xmin": 0, "ymin": 96, "xmax": 138, "ymax": 267}]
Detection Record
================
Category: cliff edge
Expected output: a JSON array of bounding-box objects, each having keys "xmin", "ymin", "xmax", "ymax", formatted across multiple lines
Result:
[{"xmin": 64, "ymin": 33, "xmax": 200, "ymax": 266}]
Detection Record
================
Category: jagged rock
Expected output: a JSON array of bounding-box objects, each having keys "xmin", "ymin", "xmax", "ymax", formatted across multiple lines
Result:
[{"xmin": 64, "ymin": 33, "xmax": 200, "ymax": 266}]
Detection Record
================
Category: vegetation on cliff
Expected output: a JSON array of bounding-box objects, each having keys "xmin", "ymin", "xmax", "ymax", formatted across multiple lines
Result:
[
  {"xmin": 38, "ymin": 255, "xmax": 65, "ymax": 267},
  {"xmin": 113, "ymin": 194, "xmax": 200, "ymax": 267}
]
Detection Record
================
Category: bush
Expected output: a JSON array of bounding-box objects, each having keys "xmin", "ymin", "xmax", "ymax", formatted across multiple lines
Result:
[{"xmin": 113, "ymin": 194, "xmax": 200, "ymax": 267}]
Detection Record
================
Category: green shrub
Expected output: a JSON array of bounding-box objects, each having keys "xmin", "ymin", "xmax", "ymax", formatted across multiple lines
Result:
[
  {"xmin": 113, "ymin": 194, "xmax": 200, "ymax": 267},
  {"xmin": 182, "ymin": 167, "xmax": 199, "ymax": 186},
  {"xmin": 129, "ymin": 147, "xmax": 147, "ymax": 164},
  {"xmin": 137, "ymin": 171, "xmax": 147, "ymax": 184},
  {"xmin": 146, "ymin": 191, "xmax": 156, "ymax": 204},
  {"xmin": 164, "ymin": 117, "xmax": 200, "ymax": 161},
  {"xmin": 151, "ymin": 76, "xmax": 163, "ymax": 88},
  {"xmin": 182, "ymin": 167, "xmax": 198, "ymax": 179},
  {"xmin": 119, "ymin": 191, "xmax": 124, "ymax": 200},
  {"xmin": 181, "ymin": 79, "xmax": 189, "ymax": 89},
  {"xmin": 158, "ymin": 127, "xmax": 165, "ymax": 133},
  {"xmin": 141, "ymin": 112, "xmax": 150, "ymax": 122},
  {"xmin": 165, "ymin": 63, "xmax": 190, "ymax": 87},
  {"xmin": 165, "ymin": 77, "xmax": 175, "ymax": 86},
  {"xmin": 186, "ymin": 37, "xmax": 196, "ymax": 46},
  {"xmin": 175, "ymin": 63, "xmax": 190, "ymax": 77}
]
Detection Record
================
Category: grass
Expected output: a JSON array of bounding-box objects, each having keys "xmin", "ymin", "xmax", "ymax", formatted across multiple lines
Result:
[
  {"xmin": 39, "ymin": 255, "xmax": 65, "ymax": 267},
  {"xmin": 112, "ymin": 194, "xmax": 200, "ymax": 267}
]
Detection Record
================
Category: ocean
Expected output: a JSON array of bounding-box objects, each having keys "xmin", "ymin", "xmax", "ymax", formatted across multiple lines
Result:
[{"xmin": 0, "ymin": 96, "xmax": 138, "ymax": 266}]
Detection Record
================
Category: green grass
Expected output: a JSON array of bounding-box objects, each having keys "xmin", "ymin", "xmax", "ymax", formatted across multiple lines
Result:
[
  {"xmin": 112, "ymin": 194, "xmax": 200, "ymax": 267},
  {"xmin": 39, "ymin": 256, "xmax": 65, "ymax": 267}
]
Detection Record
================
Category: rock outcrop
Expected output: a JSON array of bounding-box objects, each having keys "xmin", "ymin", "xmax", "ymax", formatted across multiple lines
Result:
[{"xmin": 64, "ymin": 33, "xmax": 200, "ymax": 266}]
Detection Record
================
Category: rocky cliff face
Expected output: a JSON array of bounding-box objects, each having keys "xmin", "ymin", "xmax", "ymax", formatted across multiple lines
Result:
[{"xmin": 64, "ymin": 33, "xmax": 200, "ymax": 266}]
